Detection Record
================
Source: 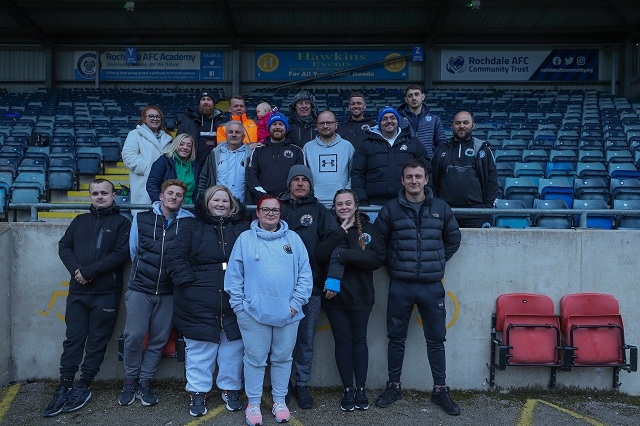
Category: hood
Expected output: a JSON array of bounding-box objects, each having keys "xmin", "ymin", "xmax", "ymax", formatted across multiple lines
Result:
[
  {"xmin": 309, "ymin": 133, "xmax": 347, "ymax": 148},
  {"xmin": 279, "ymin": 191, "xmax": 318, "ymax": 205},
  {"xmin": 151, "ymin": 200, "xmax": 194, "ymax": 220},
  {"xmin": 89, "ymin": 203, "xmax": 121, "ymax": 216}
]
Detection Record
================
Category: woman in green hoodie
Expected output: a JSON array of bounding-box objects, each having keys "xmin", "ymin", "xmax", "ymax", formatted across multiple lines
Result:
[{"xmin": 146, "ymin": 133, "xmax": 201, "ymax": 205}]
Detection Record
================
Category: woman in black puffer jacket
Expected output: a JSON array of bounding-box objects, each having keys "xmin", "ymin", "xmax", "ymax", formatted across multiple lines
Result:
[{"xmin": 166, "ymin": 185, "xmax": 250, "ymax": 417}]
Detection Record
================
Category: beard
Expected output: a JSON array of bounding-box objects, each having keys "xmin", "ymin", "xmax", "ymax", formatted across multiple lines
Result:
[{"xmin": 199, "ymin": 104, "xmax": 215, "ymax": 117}]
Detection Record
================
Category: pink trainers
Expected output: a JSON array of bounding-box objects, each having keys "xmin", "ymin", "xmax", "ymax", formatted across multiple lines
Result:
[
  {"xmin": 272, "ymin": 401, "xmax": 290, "ymax": 423},
  {"xmin": 245, "ymin": 403, "xmax": 262, "ymax": 426}
]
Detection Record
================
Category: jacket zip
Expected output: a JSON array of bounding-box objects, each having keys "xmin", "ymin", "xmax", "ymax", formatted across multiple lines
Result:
[{"xmin": 218, "ymin": 217, "xmax": 227, "ymax": 335}]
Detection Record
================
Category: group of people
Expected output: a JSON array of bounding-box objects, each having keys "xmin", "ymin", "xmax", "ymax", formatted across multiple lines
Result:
[{"xmin": 43, "ymin": 83, "xmax": 502, "ymax": 424}]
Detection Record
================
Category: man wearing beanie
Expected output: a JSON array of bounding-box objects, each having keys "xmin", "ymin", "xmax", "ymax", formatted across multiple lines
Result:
[
  {"xmin": 279, "ymin": 164, "xmax": 336, "ymax": 410},
  {"xmin": 246, "ymin": 113, "xmax": 305, "ymax": 204},
  {"xmin": 177, "ymin": 90, "xmax": 226, "ymax": 167},
  {"xmin": 431, "ymin": 111, "xmax": 498, "ymax": 228},
  {"xmin": 288, "ymin": 90, "xmax": 319, "ymax": 148},
  {"xmin": 397, "ymin": 84, "xmax": 447, "ymax": 159},
  {"xmin": 351, "ymin": 106, "xmax": 429, "ymax": 216}
]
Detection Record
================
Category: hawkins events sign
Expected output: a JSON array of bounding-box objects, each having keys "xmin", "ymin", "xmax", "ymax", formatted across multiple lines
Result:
[
  {"xmin": 440, "ymin": 49, "xmax": 598, "ymax": 81},
  {"xmin": 74, "ymin": 50, "xmax": 224, "ymax": 81},
  {"xmin": 255, "ymin": 49, "xmax": 409, "ymax": 81}
]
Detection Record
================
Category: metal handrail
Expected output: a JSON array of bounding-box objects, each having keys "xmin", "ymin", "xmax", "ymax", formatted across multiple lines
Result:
[{"xmin": 8, "ymin": 203, "xmax": 640, "ymax": 228}]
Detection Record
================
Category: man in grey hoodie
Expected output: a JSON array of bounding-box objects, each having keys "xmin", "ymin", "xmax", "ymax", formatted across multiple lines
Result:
[{"xmin": 303, "ymin": 111, "xmax": 355, "ymax": 208}]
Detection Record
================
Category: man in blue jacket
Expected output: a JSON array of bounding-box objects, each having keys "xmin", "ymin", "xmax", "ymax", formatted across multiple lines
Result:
[
  {"xmin": 397, "ymin": 84, "xmax": 447, "ymax": 159},
  {"xmin": 374, "ymin": 159, "xmax": 462, "ymax": 416},
  {"xmin": 44, "ymin": 179, "xmax": 131, "ymax": 417}
]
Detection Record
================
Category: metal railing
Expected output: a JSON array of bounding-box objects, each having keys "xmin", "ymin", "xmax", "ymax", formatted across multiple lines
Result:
[{"xmin": 8, "ymin": 203, "xmax": 640, "ymax": 229}]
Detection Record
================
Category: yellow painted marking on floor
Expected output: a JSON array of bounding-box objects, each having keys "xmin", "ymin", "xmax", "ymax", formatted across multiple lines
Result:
[
  {"xmin": 518, "ymin": 398, "xmax": 537, "ymax": 426},
  {"xmin": 183, "ymin": 403, "xmax": 226, "ymax": 426},
  {"xmin": 537, "ymin": 399, "xmax": 606, "ymax": 426},
  {"xmin": 0, "ymin": 383, "xmax": 20, "ymax": 421},
  {"xmin": 517, "ymin": 399, "xmax": 607, "ymax": 426},
  {"xmin": 316, "ymin": 324, "xmax": 331, "ymax": 331}
]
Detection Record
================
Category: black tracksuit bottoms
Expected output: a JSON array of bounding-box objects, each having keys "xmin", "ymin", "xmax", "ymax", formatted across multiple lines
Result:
[
  {"xmin": 386, "ymin": 279, "xmax": 447, "ymax": 386},
  {"xmin": 59, "ymin": 292, "xmax": 121, "ymax": 384}
]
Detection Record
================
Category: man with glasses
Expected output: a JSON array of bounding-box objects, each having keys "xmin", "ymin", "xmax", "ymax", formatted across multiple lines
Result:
[
  {"xmin": 198, "ymin": 121, "xmax": 253, "ymax": 203},
  {"xmin": 178, "ymin": 91, "xmax": 226, "ymax": 167},
  {"xmin": 216, "ymin": 95, "xmax": 258, "ymax": 145},
  {"xmin": 351, "ymin": 107, "xmax": 428, "ymax": 219},
  {"xmin": 246, "ymin": 113, "xmax": 305, "ymax": 204},
  {"xmin": 397, "ymin": 84, "xmax": 447, "ymax": 159},
  {"xmin": 279, "ymin": 165, "xmax": 336, "ymax": 409},
  {"xmin": 341, "ymin": 92, "xmax": 378, "ymax": 146},
  {"xmin": 303, "ymin": 111, "xmax": 355, "ymax": 208}
]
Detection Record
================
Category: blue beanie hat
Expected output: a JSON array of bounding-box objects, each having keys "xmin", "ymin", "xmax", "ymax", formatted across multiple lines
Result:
[
  {"xmin": 377, "ymin": 106, "xmax": 401, "ymax": 128},
  {"xmin": 268, "ymin": 112, "xmax": 289, "ymax": 132}
]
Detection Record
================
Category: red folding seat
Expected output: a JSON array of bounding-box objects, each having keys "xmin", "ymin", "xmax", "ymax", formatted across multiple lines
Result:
[
  {"xmin": 490, "ymin": 293, "xmax": 563, "ymax": 387},
  {"xmin": 560, "ymin": 293, "xmax": 637, "ymax": 388}
]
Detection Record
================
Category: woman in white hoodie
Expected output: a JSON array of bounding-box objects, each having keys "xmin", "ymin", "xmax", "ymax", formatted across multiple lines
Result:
[
  {"xmin": 122, "ymin": 106, "xmax": 173, "ymax": 207},
  {"xmin": 224, "ymin": 195, "xmax": 312, "ymax": 426}
]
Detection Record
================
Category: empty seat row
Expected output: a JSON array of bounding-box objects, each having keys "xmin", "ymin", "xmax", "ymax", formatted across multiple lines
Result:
[{"xmin": 490, "ymin": 293, "xmax": 637, "ymax": 388}]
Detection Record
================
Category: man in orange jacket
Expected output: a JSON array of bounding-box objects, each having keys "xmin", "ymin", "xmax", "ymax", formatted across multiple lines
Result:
[{"xmin": 216, "ymin": 95, "xmax": 258, "ymax": 145}]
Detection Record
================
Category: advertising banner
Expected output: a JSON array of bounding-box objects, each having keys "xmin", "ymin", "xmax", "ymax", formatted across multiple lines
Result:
[
  {"xmin": 440, "ymin": 49, "xmax": 598, "ymax": 81},
  {"xmin": 255, "ymin": 49, "xmax": 409, "ymax": 81},
  {"xmin": 74, "ymin": 50, "xmax": 224, "ymax": 81}
]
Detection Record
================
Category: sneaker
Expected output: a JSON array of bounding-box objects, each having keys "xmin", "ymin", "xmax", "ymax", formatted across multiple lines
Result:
[
  {"xmin": 222, "ymin": 389, "xmax": 242, "ymax": 411},
  {"xmin": 295, "ymin": 385, "xmax": 313, "ymax": 409},
  {"xmin": 430, "ymin": 386, "xmax": 461, "ymax": 416},
  {"xmin": 375, "ymin": 381, "xmax": 402, "ymax": 408},
  {"xmin": 42, "ymin": 384, "xmax": 71, "ymax": 417},
  {"xmin": 62, "ymin": 383, "xmax": 92, "ymax": 413},
  {"xmin": 272, "ymin": 401, "xmax": 290, "ymax": 423},
  {"xmin": 355, "ymin": 387, "xmax": 369, "ymax": 410},
  {"xmin": 136, "ymin": 379, "xmax": 159, "ymax": 406},
  {"xmin": 340, "ymin": 388, "xmax": 355, "ymax": 411},
  {"xmin": 189, "ymin": 392, "xmax": 207, "ymax": 417},
  {"xmin": 118, "ymin": 377, "xmax": 137, "ymax": 406},
  {"xmin": 245, "ymin": 403, "xmax": 263, "ymax": 426}
]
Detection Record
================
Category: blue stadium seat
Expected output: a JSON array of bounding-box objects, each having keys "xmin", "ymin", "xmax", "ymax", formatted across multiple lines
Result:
[
  {"xmin": 613, "ymin": 199, "xmax": 640, "ymax": 229},
  {"xmin": 48, "ymin": 158, "xmax": 76, "ymax": 190},
  {"xmin": 573, "ymin": 177, "xmax": 610, "ymax": 204},
  {"xmin": 573, "ymin": 199, "xmax": 614, "ymax": 229},
  {"xmin": 10, "ymin": 171, "xmax": 46, "ymax": 204},
  {"xmin": 533, "ymin": 199, "xmax": 572, "ymax": 229},
  {"xmin": 76, "ymin": 147, "xmax": 103, "ymax": 175},
  {"xmin": 610, "ymin": 178, "xmax": 640, "ymax": 201},
  {"xmin": 576, "ymin": 162, "xmax": 608, "ymax": 179},
  {"xmin": 504, "ymin": 177, "xmax": 538, "ymax": 208},
  {"xmin": 608, "ymin": 163, "xmax": 640, "ymax": 179},
  {"xmin": 97, "ymin": 136, "xmax": 123, "ymax": 162},
  {"xmin": 539, "ymin": 177, "xmax": 575, "ymax": 208},
  {"xmin": 493, "ymin": 199, "xmax": 530, "ymax": 228}
]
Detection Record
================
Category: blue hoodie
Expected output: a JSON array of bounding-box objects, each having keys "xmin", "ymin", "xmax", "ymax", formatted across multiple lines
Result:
[{"xmin": 224, "ymin": 219, "xmax": 313, "ymax": 327}]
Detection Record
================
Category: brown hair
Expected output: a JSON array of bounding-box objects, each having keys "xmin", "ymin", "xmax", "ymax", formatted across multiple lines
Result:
[
  {"xmin": 333, "ymin": 189, "xmax": 365, "ymax": 250},
  {"xmin": 89, "ymin": 178, "xmax": 115, "ymax": 193},
  {"xmin": 161, "ymin": 179, "xmax": 187, "ymax": 194},
  {"xmin": 203, "ymin": 185, "xmax": 240, "ymax": 217},
  {"xmin": 404, "ymin": 84, "xmax": 423, "ymax": 95},
  {"xmin": 138, "ymin": 105, "xmax": 166, "ymax": 131}
]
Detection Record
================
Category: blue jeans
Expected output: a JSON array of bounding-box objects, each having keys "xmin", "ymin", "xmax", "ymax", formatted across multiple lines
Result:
[{"xmin": 293, "ymin": 294, "xmax": 321, "ymax": 386}]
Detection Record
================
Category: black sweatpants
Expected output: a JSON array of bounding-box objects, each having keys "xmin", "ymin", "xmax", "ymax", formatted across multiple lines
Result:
[
  {"xmin": 59, "ymin": 292, "xmax": 121, "ymax": 384},
  {"xmin": 325, "ymin": 308, "xmax": 371, "ymax": 388},
  {"xmin": 386, "ymin": 280, "xmax": 447, "ymax": 386}
]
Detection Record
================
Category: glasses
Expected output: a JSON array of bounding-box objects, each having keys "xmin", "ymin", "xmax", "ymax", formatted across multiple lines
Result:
[
  {"xmin": 259, "ymin": 207, "xmax": 280, "ymax": 215},
  {"xmin": 317, "ymin": 121, "xmax": 337, "ymax": 127},
  {"xmin": 146, "ymin": 114, "xmax": 162, "ymax": 120}
]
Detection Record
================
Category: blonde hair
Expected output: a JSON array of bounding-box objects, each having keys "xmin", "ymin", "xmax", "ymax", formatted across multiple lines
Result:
[
  {"xmin": 256, "ymin": 102, "xmax": 272, "ymax": 114},
  {"xmin": 165, "ymin": 133, "xmax": 196, "ymax": 162},
  {"xmin": 203, "ymin": 185, "xmax": 240, "ymax": 217}
]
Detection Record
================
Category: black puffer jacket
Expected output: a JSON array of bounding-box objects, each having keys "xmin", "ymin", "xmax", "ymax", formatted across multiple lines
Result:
[
  {"xmin": 58, "ymin": 204, "xmax": 131, "ymax": 294},
  {"xmin": 287, "ymin": 114, "xmax": 318, "ymax": 148},
  {"xmin": 351, "ymin": 126, "xmax": 429, "ymax": 206},
  {"xmin": 375, "ymin": 188, "xmax": 461, "ymax": 284},
  {"xmin": 166, "ymin": 204, "xmax": 249, "ymax": 342}
]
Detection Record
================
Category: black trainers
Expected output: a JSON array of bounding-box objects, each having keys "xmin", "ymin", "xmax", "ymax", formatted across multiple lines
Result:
[
  {"xmin": 295, "ymin": 385, "xmax": 313, "ymax": 409},
  {"xmin": 118, "ymin": 377, "xmax": 137, "ymax": 406},
  {"xmin": 340, "ymin": 388, "xmax": 355, "ymax": 411},
  {"xmin": 221, "ymin": 389, "xmax": 242, "ymax": 411},
  {"xmin": 136, "ymin": 379, "xmax": 159, "ymax": 406},
  {"xmin": 42, "ymin": 384, "xmax": 71, "ymax": 417},
  {"xmin": 375, "ymin": 381, "xmax": 402, "ymax": 408},
  {"xmin": 430, "ymin": 386, "xmax": 461, "ymax": 416},
  {"xmin": 189, "ymin": 392, "xmax": 207, "ymax": 417},
  {"xmin": 354, "ymin": 387, "xmax": 369, "ymax": 410},
  {"xmin": 62, "ymin": 383, "xmax": 92, "ymax": 413}
]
